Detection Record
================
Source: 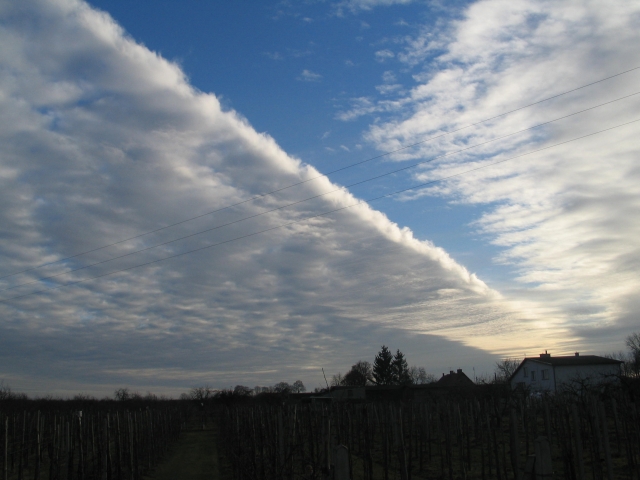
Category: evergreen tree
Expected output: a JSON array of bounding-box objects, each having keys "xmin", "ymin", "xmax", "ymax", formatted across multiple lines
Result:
[
  {"xmin": 393, "ymin": 349, "xmax": 411, "ymax": 385},
  {"xmin": 373, "ymin": 345, "xmax": 395, "ymax": 385}
]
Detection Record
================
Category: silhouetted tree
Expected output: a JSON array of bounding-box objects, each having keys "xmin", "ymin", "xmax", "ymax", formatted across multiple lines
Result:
[
  {"xmin": 273, "ymin": 381, "xmax": 291, "ymax": 393},
  {"xmin": 331, "ymin": 373, "xmax": 345, "ymax": 387},
  {"xmin": 0, "ymin": 381, "xmax": 12, "ymax": 400},
  {"xmin": 292, "ymin": 380, "xmax": 306, "ymax": 393},
  {"xmin": 190, "ymin": 385, "xmax": 215, "ymax": 401},
  {"xmin": 344, "ymin": 361, "xmax": 373, "ymax": 386},
  {"xmin": 409, "ymin": 366, "xmax": 435, "ymax": 384},
  {"xmin": 627, "ymin": 332, "xmax": 640, "ymax": 377},
  {"xmin": 393, "ymin": 349, "xmax": 411, "ymax": 385},
  {"xmin": 373, "ymin": 345, "xmax": 395, "ymax": 385},
  {"xmin": 233, "ymin": 385, "xmax": 253, "ymax": 396},
  {"xmin": 494, "ymin": 358, "xmax": 521, "ymax": 383},
  {"xmin": 114, "ymin": 387, "xmax": 130, "ymax": 401}
]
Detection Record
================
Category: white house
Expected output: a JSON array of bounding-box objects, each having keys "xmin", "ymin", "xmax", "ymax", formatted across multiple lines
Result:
[{"xmin": 510, "ymin": 351, "xmax": 623, "ymax": 393}]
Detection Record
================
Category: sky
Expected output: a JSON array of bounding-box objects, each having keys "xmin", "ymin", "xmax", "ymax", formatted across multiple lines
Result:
[{"xmin": 1, "ymin": 0, "xmax": 639, "ymax": 397}]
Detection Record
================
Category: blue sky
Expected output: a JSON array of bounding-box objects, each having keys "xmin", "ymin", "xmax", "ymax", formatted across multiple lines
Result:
[{"xmin": 1, "ymin": 0, "xmax": 640, "ymax": 396}]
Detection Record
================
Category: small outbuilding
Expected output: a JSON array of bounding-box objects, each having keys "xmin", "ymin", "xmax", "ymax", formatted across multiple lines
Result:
[{"xmin": 510, "ymin": 351, "xmax": 623, "ymax": 393}]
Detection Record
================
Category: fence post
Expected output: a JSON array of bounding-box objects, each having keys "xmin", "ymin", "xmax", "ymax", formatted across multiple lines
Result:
[
  {"xmin": 597, "ymin": 402, "xmax": 613, "ymax": 480},
  {"xmin": 35, "ymin": 411, "xmax": 41, "ymax": 480},
  {"xmin": 333, "ymin": 445, "xmax": 349, "ymax": 480},
  {"xmin": 510, "ymin": 408, "xmax": 521, "ymax": 480},
  {"xmin": 570, "ymin": 405, "xmax": 585, "ymax": 480},
  {"xmin": 534, "ymin": 436, "xmax": 552, "ymax": 479},
  {"xmin": 3, "ymin": 416, "xmax": 7, "ymax": 480}
]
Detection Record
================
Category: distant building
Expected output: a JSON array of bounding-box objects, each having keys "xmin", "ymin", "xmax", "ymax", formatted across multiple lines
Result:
[
  {"xmin": 317, "ymin": 385, "xmax": 366, "ymax": 402},
  {"xmin": 510, "ymin": 351, "xmax": 623, "ymax": 393},
  {"xmin": 436, "ymin": 369, "xmax": 475, "ymax": 388},
  {"xmin": 313, "ymin": 370, "xmax": 476, "ymax": 403}
]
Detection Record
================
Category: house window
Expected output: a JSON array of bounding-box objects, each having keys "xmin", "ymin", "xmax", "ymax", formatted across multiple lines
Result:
[
  {"xmin": 523, "ymin": 367, "xmax": 528, "ymax": 378},
  {"xmin": 542, "ymin": 369, "xmax": 549, "ymax": 380},
  {"xmin": 531, "ymin": 371, "xmax": 536, "ymax": 381}
]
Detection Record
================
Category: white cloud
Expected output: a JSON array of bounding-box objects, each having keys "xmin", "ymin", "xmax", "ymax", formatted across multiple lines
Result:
[
  {"xmin": 0, "ymin": 0, "xmax": 523, "ymax": 395},
  {"xmin": 375, "ymin": 48, "xmax": 395, "ymax": 62},
  {"xmin": 264, "ymin": 51, "xmax": 284, "ymax": 60},
  {"xmin": 336, "ymin": 95, "xmax": 410, "ymax": 121},
  {"xmin": 362, "ymin": 0, "xmax": 640, "ymax": 350},
  {"xmin": 336, "ymin": 0, "xmax": 418, "ymax": 13},
  {"xmin": 382, "ymin": 70, "xmax": 397, "ymax": 83},
  {"xmin": 297, "ymin": 68, "xmax": 323, "ymax": 81}
]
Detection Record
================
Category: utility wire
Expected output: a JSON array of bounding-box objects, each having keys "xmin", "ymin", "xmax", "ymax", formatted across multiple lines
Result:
[
  {"xmin": 2, "ymin": 91, "xmax": 637, "ymax": 294},
  {"xmin": 2, "ymin": 65, "xmax": 638, "ymax": 281},
  {"xmin": 1, "ymin": 117, "xmax": 637, "ymax": 304}
]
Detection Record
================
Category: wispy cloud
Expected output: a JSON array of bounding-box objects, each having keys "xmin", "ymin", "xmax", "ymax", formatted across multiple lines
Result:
[
  {"xmin": 362, "ymin": 0, "xmax": 640, "ymax": 350},
  {"xmin": 375, "ymin": 49, "xmax": 395, "ymax": 62},
  {"xmin": 264, "ymin": 51, "xmax": 284, "ymax": 60},
  {"xmin": 336, "ymin": 0, "xmax": 418, "ymax": 13},
  {"xmin": 297, "ymin": 69, "xmax": 323, "ymax": 81}
]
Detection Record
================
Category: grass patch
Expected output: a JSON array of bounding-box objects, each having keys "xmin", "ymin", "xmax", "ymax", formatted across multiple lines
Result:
[{"xmin": 143, "ymin": 426, "xmax": 229, "ymax": 480}]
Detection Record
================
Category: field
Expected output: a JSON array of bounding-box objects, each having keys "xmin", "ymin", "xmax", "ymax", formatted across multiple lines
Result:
[{"xmin": 2, "ymin": 385, "xmax": 640, "ymax": 480}]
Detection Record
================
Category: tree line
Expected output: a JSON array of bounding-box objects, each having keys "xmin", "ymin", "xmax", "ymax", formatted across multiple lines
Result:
[{"xmin": 331, "ymin": 345, "xmax": 436, "ymax": 388}]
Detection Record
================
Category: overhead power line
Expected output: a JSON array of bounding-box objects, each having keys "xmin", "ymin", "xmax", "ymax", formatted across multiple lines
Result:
[
  {"xmin": 1, "ymin": 65, "xmax": 638, "ymax": 282},
  {"xmin": 2, "ymin": 90, "xmax": 638, "ymax": 294},
  {"xmin": 2, "ymin": 117, "xmax": 637, "ymax": 304}
]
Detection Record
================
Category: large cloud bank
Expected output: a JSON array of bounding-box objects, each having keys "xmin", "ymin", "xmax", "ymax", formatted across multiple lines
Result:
[
  {"xmin": 0, "ymin": 0, "xmax": 526, "ymax": 395},
  {"xmin": 357, "ymin": 0, "xmax": 640, "ymax": 350}
]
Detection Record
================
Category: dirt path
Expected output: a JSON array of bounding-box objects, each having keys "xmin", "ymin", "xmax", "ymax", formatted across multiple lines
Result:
[{"xmin": 143, "ymin": 421, "xmax": 232, "ymax": 480}]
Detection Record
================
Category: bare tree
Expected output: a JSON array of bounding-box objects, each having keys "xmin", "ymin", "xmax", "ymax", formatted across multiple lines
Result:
[
  {"xmin": 0, "ymin": 381, "xmax": 12, "ymax": 400},
  {"xmin": 605, "ymin": 351, "xmax": 635, "ymax": 377},
  {"xmin": 626, "ymin": 332, "xmax": 640, "ymax": 377},
  {"xmin": 409, "ymin": 366, "xmax": 436, "ymax": 385},
  {"xmin": 273, "ymin": 381, "xmax": 292, "ymax": 393},
  {"xmin": 114, "ymin": 387, "xmax": 130, "ymax": 401},
  {"xmin": 233, "ymin": 385, "xmax": 253, "ymax": 396},
  {"xmin": 331, "ymin": 373, "xmax": 345, "ymax": 387},
  {"xmin": 190, "ymin": 385, "xmax": 215, "ymax": 401},
  {"xmin": 494, "ymin": 358, "xmax": 521, "ymax": 383}
]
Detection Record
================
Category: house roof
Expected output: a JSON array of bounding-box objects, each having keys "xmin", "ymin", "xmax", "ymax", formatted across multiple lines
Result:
[
  {"xmin": 510, "ymin": 353, "xmax": 622, "ymax": 381},
  {"xmin": 526, "ymin": 355, "xmax": 623, "ymax": 367},
  {"xmin": 436, "ymin": 369, "xmax": 475, "ymax": 387}
]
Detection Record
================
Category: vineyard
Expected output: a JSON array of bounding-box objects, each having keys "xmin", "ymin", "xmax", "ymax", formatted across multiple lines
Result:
[
  {"xmin": 220, "ymin": 389, "xmax": 640, "ymax": 480},
  {"xmin": 2, "ymin": 386, "xmax": 640, "ymax": 480},
  {"xmin": 1, "ymin": 401, "xmax": 183, "ymax": 480}
]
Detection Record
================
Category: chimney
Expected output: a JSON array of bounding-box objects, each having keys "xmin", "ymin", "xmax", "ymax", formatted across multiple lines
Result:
[
  {"xmin": 540, "ymin": 350, "xmax": 551, "ymax": 359},
  {"xmin": 575, "ymin": 352, "xmax": 579, "ymax": 356},
  {"xmin": 457, "ymin": 369, "xmax": 463, "ymax": 374},
  {"xmin": 450, "ymin": 370, "xmax": 454, "ymax": 375}
]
